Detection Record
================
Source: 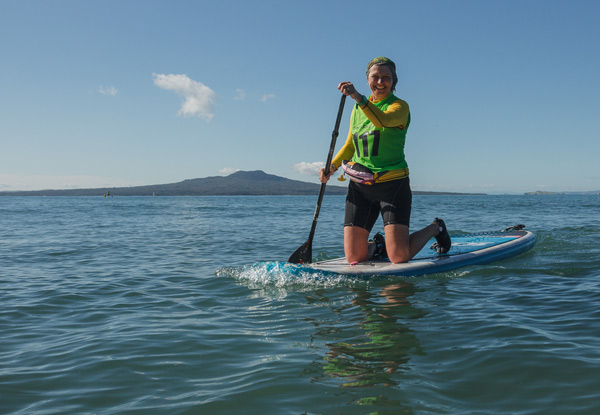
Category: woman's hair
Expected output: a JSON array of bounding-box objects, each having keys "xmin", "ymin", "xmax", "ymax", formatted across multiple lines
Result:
[{"xmin": 366, "ymin": 57, "xmax": 398, "ymax": 91}]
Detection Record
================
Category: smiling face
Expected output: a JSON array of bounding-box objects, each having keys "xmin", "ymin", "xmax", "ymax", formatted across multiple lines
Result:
[{"xmin": 367, "ymin": 64, "xmax": 394, "ymax": 101}]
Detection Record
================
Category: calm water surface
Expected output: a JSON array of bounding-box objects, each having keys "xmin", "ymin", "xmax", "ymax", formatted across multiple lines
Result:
[{"xmin": 1, "ymin": 194, "xmax": 599, "ymax": 414}]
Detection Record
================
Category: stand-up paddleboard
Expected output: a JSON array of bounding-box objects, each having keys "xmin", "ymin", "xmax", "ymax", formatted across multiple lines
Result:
[{"xmin": 307, "ymin": 225, "xmax": 536, "ymax": 277}]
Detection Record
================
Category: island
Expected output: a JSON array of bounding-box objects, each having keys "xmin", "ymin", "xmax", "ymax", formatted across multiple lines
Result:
[{"xmin": 0, "ymin": 170, "xmax": 487, "ymax": 197}]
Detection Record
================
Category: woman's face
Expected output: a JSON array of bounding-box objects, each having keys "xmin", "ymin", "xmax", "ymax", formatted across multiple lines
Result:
[{"xmin": 367, "ymin": 64, "xmax": 393, "ymax": 101}]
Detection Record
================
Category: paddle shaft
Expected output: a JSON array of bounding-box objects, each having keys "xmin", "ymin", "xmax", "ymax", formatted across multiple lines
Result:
[{"xmin": 305, "ymin": 94, "xmax": 347, "ymax": 246}]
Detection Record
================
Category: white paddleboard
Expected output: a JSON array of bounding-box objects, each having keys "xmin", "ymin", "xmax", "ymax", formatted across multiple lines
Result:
[{"xmin": 307, "ymin": 227, "xmax": 536, "ymax": 277}]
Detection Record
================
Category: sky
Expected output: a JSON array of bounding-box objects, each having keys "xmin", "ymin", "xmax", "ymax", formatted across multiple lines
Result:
[{"xmin": 1, "ymin": 0, "xmax": 599, "ymax": 194}]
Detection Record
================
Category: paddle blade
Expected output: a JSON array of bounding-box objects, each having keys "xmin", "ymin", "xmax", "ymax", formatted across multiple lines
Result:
[{"xmin": 288, "ymin": 240, "xmax": 312, "ymax": 264}]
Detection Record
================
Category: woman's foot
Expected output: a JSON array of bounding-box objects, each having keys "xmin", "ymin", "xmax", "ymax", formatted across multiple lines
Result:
[
  {"xmin": 433, "ymin": 218, "xmax": 451, "ymax": 254},
  {"xmin": 372, "ymin": 232, "xmax": 387, "ymax": 259},
  {"xmin": 367, "ymin": 232, "xmax": 388, "ymax": 260}
]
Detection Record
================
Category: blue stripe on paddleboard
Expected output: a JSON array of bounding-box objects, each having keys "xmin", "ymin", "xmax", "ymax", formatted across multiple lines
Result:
[{"xmin": 411, "ymin": 235, "xmax": 522, "ymax": 261}]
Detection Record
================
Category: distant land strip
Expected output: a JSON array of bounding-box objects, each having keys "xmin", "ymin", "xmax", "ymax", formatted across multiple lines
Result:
[{"xmin": 0, "ymin": 170, "xmax": 486, "ymax": 196}]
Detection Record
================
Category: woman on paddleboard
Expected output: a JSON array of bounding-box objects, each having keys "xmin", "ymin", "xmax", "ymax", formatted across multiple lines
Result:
[{"xmin": 319, "ymin": 56, "xmax": 451, "ymax": 264}]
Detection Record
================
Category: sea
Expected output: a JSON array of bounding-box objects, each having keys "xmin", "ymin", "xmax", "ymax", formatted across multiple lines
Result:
[{"xmin": 1, "ymin": 194, "xmax": 599, "ymax": 415}]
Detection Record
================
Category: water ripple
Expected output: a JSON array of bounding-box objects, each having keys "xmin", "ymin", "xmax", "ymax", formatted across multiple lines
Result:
[{"xmin": 2, "ymin": 195, "xmax": 600, "ymax": 415}]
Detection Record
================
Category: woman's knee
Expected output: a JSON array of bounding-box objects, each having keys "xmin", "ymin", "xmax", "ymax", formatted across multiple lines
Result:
[
  {"xmin": 384, "ymin": 224, "xmax": 411, "ymax": 263},
  {"xmin": 344, "ymin": 226, "xmax": 370, "ymax": 263},
  {"xmin": 387, "ymin": 249, "xmax": 411, "ymax": 264}
]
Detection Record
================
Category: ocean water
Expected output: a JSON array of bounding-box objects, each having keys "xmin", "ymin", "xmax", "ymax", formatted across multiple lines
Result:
[{"xmin": 1, "ymin": 194, "xmax": 599, "ymax": 415}]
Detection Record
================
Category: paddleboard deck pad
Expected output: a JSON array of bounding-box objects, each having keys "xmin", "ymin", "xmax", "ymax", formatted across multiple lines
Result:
[{"xmin": 306, "ymin": 226, "xmax": 536, "ymax": 277}]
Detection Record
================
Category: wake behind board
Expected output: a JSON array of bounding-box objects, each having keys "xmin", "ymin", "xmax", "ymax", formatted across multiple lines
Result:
[{"xmin": 307, "ymin": 227, "xmax": 536, "ymax": 277}]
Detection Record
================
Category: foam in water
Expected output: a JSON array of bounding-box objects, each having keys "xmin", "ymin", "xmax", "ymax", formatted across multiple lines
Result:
[{"xmin": 216, "ymin": 261, "xmax": 366, "ymax": 290}]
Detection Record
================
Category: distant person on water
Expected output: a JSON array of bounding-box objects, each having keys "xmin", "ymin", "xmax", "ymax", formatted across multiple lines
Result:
[{"xmin": 319, "ymin": 56, "xmax": 451, "ymax": 264}]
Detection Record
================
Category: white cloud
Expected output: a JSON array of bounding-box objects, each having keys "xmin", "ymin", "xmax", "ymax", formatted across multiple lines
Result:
[
  {"xmin": 233, "ymin": 89, "xmax": 245, "ymax": 101},
  {"xmin": 261, "ymin": 94, "xmax": 276, "ymax": 103},
  {"xmin": 98, "ymin": 86, "xmax": 118, "ymax": 96},
  {"xmin": 219, "ymin": 167, "xmax": 240, "ymax": 175},
  {"xmin": 153, "ymin": 73, "xmax": 216, "ymax": 121},
  {"xmin": 293, "ymin": 161, "xmax": 324, "ymax": 175}
]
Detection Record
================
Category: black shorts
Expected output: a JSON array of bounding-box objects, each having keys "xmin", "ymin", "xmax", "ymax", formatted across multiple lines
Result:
[{"xmin": 344, "ymin": 177, "xmax": 412, "ymax": 232}]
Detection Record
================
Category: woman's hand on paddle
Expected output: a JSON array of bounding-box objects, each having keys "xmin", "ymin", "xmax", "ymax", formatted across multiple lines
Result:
[
  {"xmin": 319, "ymin": 165, "xmax": 335, "ymax": 183},
  {"xmin": 338, "ymin": 82, "xmax": 362, "ymax": 103}
]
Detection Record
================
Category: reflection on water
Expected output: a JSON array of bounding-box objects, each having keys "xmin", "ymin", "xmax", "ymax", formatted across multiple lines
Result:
[{"xmin": 307, "ymin": 281, "xmax": 426, "ymax": 412}]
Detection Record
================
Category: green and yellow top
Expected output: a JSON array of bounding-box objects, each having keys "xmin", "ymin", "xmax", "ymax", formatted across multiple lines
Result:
[{"xmin": 332, "ymin": 93, "xmax": 410, "ymax": 183}]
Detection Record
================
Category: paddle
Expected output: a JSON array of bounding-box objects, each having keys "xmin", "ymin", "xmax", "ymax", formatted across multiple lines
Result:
[{"xmin": 288, "ymin": 94, "xmax": 347, "ymax": 264}]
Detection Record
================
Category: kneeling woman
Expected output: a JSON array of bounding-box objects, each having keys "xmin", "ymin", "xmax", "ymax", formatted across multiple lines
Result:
[{"xmin": 319, "ymin": 57, "xmax": 451, "ymax": 264}]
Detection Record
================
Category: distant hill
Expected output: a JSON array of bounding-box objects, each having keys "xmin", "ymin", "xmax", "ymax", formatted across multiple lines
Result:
[
  {"xmin": 0, "ymin": 171, "xmax": 348, "ymax": 196},
  {"xmin": 0, "ymin": 170, "xmax": 484, "ymax": 196}
]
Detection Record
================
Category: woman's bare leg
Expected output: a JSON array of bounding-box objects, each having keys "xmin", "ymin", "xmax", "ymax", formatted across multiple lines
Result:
[
  {"xmin": 344, "ymin": 226, "xmax": 370, "ymax": 263},
  {"xmin": 385, "ymin": 223, "xmax": 439, "ymax": 264}
]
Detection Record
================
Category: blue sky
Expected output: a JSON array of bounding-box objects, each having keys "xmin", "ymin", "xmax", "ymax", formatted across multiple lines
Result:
[{"xmin": 1, "ymin": 0, "xmax": 598, "ymax": 194}]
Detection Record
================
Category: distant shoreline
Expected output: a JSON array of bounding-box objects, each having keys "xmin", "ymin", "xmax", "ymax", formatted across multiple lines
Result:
[
  {"xmin": 4, "ymin": 171, "xmax": 595, "ymax": 197},
  {"xmin": 524, "ymin": 190, "xmax": 600, "ymax": 196},
  {"xmin": 0, "ymin": 170, "xmax": 487, "ymax": 197},
  {"xmin": 0, "ymin": 191, "xmax": 485, "ymax": 197}
]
